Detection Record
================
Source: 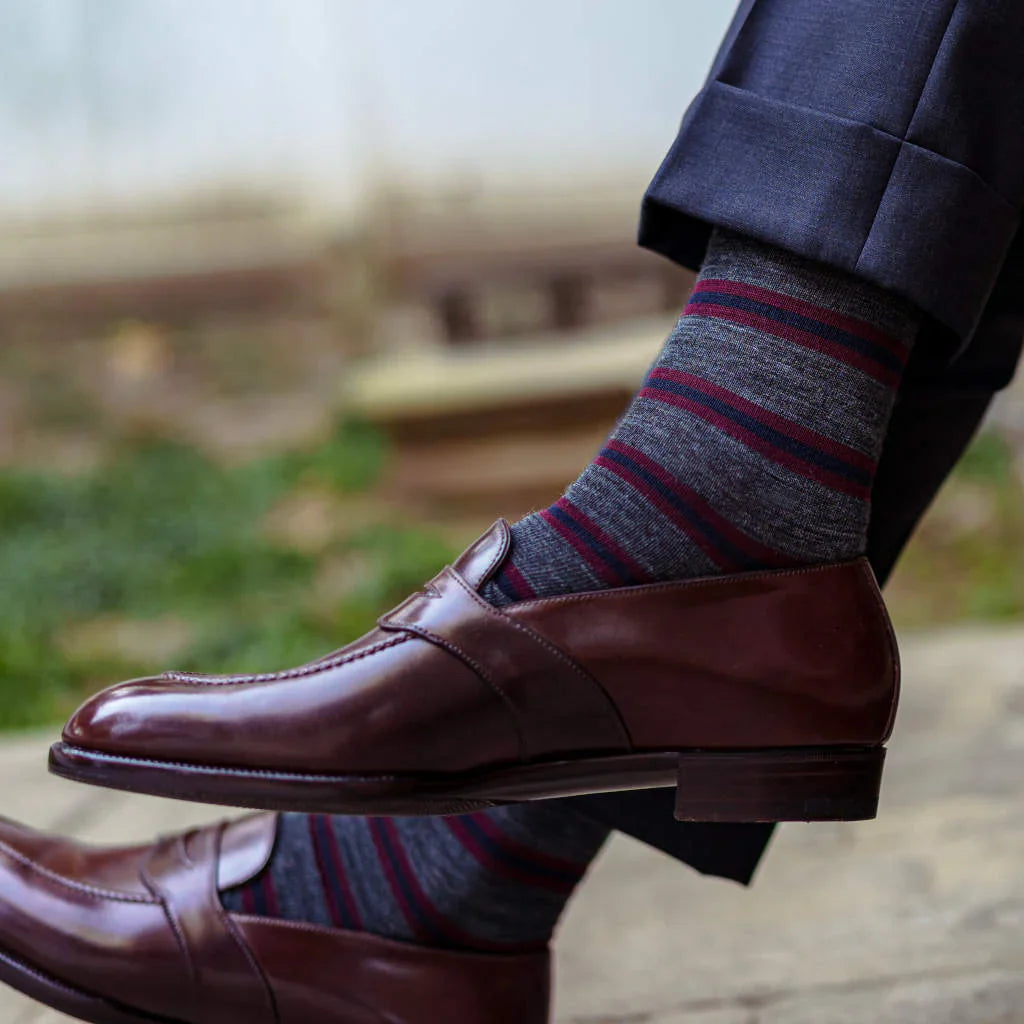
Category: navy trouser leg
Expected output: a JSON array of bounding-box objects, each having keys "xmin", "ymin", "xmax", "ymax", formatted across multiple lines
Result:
[{"xmin": 641, "ymin": 0, "xmax": 1024, "ymax": 346}]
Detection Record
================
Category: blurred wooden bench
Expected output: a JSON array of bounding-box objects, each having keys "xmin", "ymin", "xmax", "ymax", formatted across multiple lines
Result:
[
  {"xmin": 357, "ymin": 201, "xmax": 696, "ymax": 513},
  {"xmin": 377, "ymin": 196, "xmax": 693, "ymax": 346},
  {"xmin": 387, "ymin": 235, "xmax": 689, "ymax": 344}
]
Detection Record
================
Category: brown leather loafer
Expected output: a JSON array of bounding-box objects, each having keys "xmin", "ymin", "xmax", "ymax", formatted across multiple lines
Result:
[
  {"xmin": 50, "ymin": 520, "xmax": 899, "ymax": 822},
  {"xmin": 0, "ymin": 813, "xmax": 550, "ymax": 1024}
]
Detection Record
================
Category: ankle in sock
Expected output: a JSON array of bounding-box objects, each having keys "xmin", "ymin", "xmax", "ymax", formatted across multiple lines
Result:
[
  {"xmin": 484, "ymin": 228, "xmax": 919, "ymax": 605},
  {"xmin": 221, "ymin": 804, "xmax": 608, "ymax": 951}
]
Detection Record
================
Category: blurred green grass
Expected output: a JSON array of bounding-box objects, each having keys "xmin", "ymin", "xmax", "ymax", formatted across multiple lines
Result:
[
  {"xmin": 0, "ymin": 420, "xmax": 455, "ymax": 729},
  {"xmin": 886, "ymin": 431, "xmax": 1024, "ymax": 628}
]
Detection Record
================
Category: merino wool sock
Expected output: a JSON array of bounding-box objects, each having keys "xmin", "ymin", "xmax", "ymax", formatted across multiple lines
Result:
[
  {"xmin": 222, "ymin": 803, "xmax": 608, "ymax": 950},
  {"xmin": 483, "ymin": 229, "xmax": 919, "ymax": 604}
]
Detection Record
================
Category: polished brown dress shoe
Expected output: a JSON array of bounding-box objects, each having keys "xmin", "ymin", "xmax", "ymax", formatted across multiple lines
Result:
[
  {"xmin": 0, "ymin": 813, "xmax": 551, "ymax": 1024},
  {"xmin": 51, "ymin": 520, "xmax": 899, "ymax": 822}
]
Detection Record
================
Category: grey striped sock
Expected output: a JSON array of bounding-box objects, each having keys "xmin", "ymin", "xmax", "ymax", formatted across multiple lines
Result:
[
  {"xmin": 483, "ymin": 229, "xmax": 919, "ymax": 606},
  {"xmin": 222, "ymin": 802, "xmax": 608, "ymax": 950}
]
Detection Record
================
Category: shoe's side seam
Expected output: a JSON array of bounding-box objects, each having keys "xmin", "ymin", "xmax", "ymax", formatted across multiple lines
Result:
[
  {"xmin": 0, "ymin": 840, "xmax": 158, "ymax": 904},
  {"xmin": 163, "ymin": 634, "xmax": 410, "ymax": 686}
]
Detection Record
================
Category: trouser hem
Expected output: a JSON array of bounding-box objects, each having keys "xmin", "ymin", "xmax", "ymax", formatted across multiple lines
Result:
[{"xmin": 640, "ymin": 81, "xmax": 1019, "ymax": 346}]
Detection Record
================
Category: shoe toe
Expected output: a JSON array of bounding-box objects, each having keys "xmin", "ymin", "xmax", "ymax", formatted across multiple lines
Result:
[
  {"xmin": 0, "ymin": 821, "xmax": 100, "ymax": 972},
  {"xmin": 0, "ymin": 818, "xmax": 188, "ymax": 1019},
  {"xmin": 62, "ymin": 675, "xmax": 213, "ymax": 760}
]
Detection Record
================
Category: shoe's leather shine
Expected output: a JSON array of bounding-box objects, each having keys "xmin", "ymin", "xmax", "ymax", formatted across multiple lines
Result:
[
  {"xmin": 0, "ymin": 814, "xmax": 551, "ymax": 1024},
  {"xmin": 51, "ymin": 520, "xmax": 899, "ymax": 821}
]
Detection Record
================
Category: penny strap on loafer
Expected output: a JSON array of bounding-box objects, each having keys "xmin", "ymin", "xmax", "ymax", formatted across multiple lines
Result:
[
  {"xmin": 380, "ymin": 564, "xmax": 631, "ymax": 759},
  {"xmin": 142, "ymin": 822, "xmax": 277, "ymax": 1024}
]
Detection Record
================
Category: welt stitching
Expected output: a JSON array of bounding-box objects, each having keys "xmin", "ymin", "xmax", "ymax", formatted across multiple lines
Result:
[
  {"xmin": 0, "ymin": 839, "xmax": 158, "ymax": 903},
  {"xmin": 164, "ymin": 635, "xmax": 408, "ymax": 685},
  {"xmin": 57, "ymin": 746, "xmax": 405, "ymax": 781}
]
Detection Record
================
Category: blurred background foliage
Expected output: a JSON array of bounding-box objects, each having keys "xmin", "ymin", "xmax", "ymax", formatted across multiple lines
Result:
[
  {"xmin": 886, "ymin": 431, "xmax": 1024, "ymax": 626},
  {"xmin": 0, "ymin": 414, "xmax": 455, "ymax": 729}
]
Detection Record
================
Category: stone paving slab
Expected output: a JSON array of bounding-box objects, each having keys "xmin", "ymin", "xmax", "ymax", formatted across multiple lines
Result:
[{"xmin": 1, "ymin": 625, "xmax": 1022, "ymax": 1023}]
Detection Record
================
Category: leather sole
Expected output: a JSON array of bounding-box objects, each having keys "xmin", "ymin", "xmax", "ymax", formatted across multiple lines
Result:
[
  {"xmin": 49, "ymin": 743, "xmax": 885, "ymax": 822},
  {"xmin": 0, "ymin": 946, "xmax": 179, "ymax": 1024}
]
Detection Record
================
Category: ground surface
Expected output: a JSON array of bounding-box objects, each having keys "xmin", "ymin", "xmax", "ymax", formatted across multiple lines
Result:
[{"xmin": 0, "ymin": 625, "xmax": 1021, "ymax": 1024}]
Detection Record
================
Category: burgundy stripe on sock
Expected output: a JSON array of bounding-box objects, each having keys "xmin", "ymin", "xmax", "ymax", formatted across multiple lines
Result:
[
  {"xmin": 540, "ymin": 507, "xmax": 616, "ymax": 584},
  {"xmin": 601, "ymin": 440, "xmax": 789, "ymax": 570},
  {"xmin": 501, "ymin": 562, "xmax": 537, "ymax": 600},
  {"xmin": 594, "ymin": 449, "xmax": 732, "ymax": 570},
  {"xmin": 261, "ymin": 873, "xmax": 280, "ymax": 917},
  {"xmin": 693, "ymin": 279, "xmax": 910, "ymax": 360},
  {"xmin": 540, "ymin": 499, "xmax": 649, "ymax": 586},
  {"xmin": 688, "ymin": 279, "xmax": 909, "ymax": 385},
  {"xmin": 657, "ymin": 368, "xmax": 878, "ymax": 476},
  {"xmin": 369, "ymin": 819, "xmax": 426, "ymax": 940},
  {"xmin": 555, "ymin": 499, "xmax": 651, "ymax": 583},
  {"xmin": 685, "ymin": 299, "xmax": 899, "ymax": 386},
  {"xmin": 464, "ymin": 811, "xmax": 592, "ymax": 880},
  {"xmin": 240, "ymin": 884, "xmax": 258, "ymax": 915},
  {"xmin": 643, "ymin": 369, "xmax": 875, "ymax": 499},
  {"xmin": 309, "ymin": 815, "xmax": 362, "ymax": 930},
  {"xmin": 596, "ymin": 440, "xmax": 789, "ymax": 571},
  {"xmin": 444, "ymin": 814, "xmax": 584, "ymax": 895},
  {"xmin": 369, "ymin": 819, "xmax": 524, "ymax": 952}
]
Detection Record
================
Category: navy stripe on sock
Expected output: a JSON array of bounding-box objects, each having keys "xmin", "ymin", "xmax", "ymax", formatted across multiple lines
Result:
[
  {"xmin": 456, "ymin": 814, "xmax": 584, "ymax": 893},
  {"xmin": 643, "ymin": 376, "xmax": 873, "ymax": 490},
  {"xmin": 493, "ymin": 571, "xmax": 525, "ymax": 603},
  {"xmin": 598, "ymin": 445, "xmax": 759, "ymax": 570},
  {"xmin": 544, "ymin": 502, "xmax": 643, "ymax": 585},
  {"xmin": 248, "ymin": 877, "xmax": 271, "ymax": 916},
  {"xmin": 369, "ymin": 819, "xmax": 435, "ymax": 941},
  {"xmin": 690, "ymin": 286, "xmax": 907, "ymax": 375},
  {"xmin": 310, "ymin": 815, "xmax": 362, "ymax": 929}
]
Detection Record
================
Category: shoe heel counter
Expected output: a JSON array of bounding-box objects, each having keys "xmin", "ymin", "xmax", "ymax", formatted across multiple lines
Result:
[
  {"xmin": 853, "ymin": 558, "xmax": 901, "ymax": 743},
  {"xmin": 835, "ymin": 561, "xmax": 901, "ymax": 745}
]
